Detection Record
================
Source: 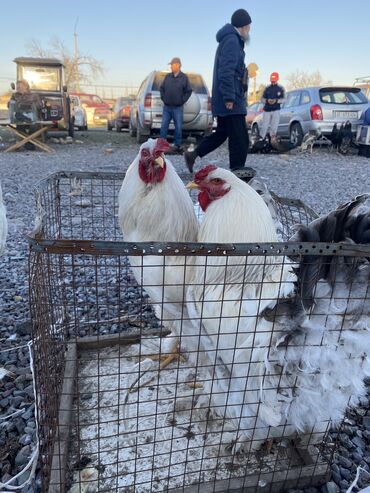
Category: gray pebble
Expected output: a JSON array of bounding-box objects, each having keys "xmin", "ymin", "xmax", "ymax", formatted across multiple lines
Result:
[
  {"xmin": 0, "ymin": 398, "xmax": 9, "ymax": 408},
  {"xmin": 331, "ymin": 471, "xmax": 342, "ymax": 485},
  {"xmin": 338, "ymin": 479, "xmax": 349, "ymax": 490},
  {"xmin": 337, "ymin": 456, "xmax": 352, "ymax": 469},
  {"xmin": 323, "ymin": 482, "xmax": 339, "ymax": 493},
  {"xmin": 19, "ymin": 434, "xmax": 32, "ymax": 446},
  {"xmin": 15, "ymin": 445, "xmax": 31, "ymax": 467},
  {"xmin": 339, "ymin": 467, "xmax": 351, "ymax": 480},
  {"xmin": 352, "ymin": 436, "xmax": 366, "ymax": 450}
]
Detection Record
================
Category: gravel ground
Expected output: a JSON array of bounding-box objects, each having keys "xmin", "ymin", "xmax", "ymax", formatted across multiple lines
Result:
[{"xmin": 0, "ymin": 129, "xmax": 370, "ymax": 493}]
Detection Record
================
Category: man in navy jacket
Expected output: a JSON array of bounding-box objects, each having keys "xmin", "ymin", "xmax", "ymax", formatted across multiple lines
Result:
[
  {"xmin": 185, "ymin": 9, "xmax": 251, "ymax": 171},
  {"xmin": 160, "ymin": 57, "xmax": 192, "ymax": 152}
]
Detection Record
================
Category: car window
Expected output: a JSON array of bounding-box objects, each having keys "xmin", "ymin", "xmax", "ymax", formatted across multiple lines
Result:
[
  {"xmin": 285, "ymin": 92, "xmax": 300, "ymax": 108},
  {"xmin": 19, "ymin": 65, "xmax": 61, "ymax": 92},
  {"xmin": 114, "ymin": 97, "xmax": 131, "ymax": 111},
  {"xmin": 319, "ymin": 88, "xmax": 368, "ymax": 105},
  {"xmin": 300, "ymin": 91, "xmax": 311, "ymax": 105},
  {"xmin": 92, "ymin": 95, "xmax": 103, "ymax": 104},
  {"xmin": 152, "ymin": 72, "xmax": 207, "ymax": 94},
  {"xmin": 137, "ymin": 78, "xmax": 148, "ymax": 97}
]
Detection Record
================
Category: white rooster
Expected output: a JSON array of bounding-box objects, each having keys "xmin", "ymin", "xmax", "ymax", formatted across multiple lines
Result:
[
  {"xmin": 186, "ymin": 166, "xmax": 370, "ymax": 455},
  {"xmin": 0, "ymin": 182, "xmax": 7, "ymax": 255},
  {"xmin": 118, "ymin": 138, "xmax": 199, "ymax": 364},
  {"xmin": 185, "ymin": 165, "xmax": 295, "ymax": 452}
]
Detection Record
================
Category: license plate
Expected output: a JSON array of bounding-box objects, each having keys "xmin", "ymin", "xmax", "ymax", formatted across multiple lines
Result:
[{"xmin": 334, "ymin": 111, "xmax": 358, "ymax": 119}]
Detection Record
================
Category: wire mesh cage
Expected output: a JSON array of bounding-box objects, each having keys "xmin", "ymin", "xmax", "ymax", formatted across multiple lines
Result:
[{"xmin": 28, "ymin": 171, "xmax": 370, "ymax": 493}]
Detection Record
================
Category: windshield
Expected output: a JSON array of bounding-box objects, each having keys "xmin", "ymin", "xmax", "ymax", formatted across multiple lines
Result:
[
  {"xmin": 319, "ymin": 88, "xmax": 368, "ymax": 105},
  {"xmin": 79, "ymin": 95, "xmax": 104, "ymax": 104},
  {"xmin": 19, "ymin": 66, "xmax": 61, "ymax": 92},
  {"xmin": 152, "ymin": 72, "xmax": 208, "ymax": 94}
]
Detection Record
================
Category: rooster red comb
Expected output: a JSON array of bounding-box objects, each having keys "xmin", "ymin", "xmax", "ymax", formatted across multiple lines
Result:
[
  {"xmin": 194, "ymin": 165, "xmax": 217, "ymax": 182},
  {"xmin": 153, "ymin": 138, "xmax": 170, "ymax": 154}
]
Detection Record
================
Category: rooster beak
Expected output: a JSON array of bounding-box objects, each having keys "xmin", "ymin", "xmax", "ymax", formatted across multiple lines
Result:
[
  {"xmin": 154, "ymin": 156, "xmax": 165, "ymax": 168},
  {"xmin": 186, "ymin": 181, "xmax": 200, "ymax": 190}
]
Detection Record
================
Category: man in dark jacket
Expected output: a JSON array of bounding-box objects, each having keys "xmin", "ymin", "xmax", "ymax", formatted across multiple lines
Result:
[
  {"xmin": 260, "ymin": 72, "xmax": 286, "ymax": 139},
  {"xmin": 184, "ymin": 9, "xmax": 251, "ymax": 171},
  {"xmin": 160, "ymin": 57, "xmax": 192, "ymax": 152}
]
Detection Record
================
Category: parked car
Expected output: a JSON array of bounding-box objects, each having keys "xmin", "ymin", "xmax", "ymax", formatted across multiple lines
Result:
[
  {"xmin": 70, "ymin": 95, "xmax": 88, "ymax": 130},
  {"xmin": 353, "ymin": 77, "xmax": 370, "ymax": 100},
  {"xmin": 251, "ymin": 86, "xmax": 369, "ymax": 145},
  {"xmin": 129, "ymin": 71, "xmax": 213, "ymax": 143},
  {"xmin": 70, "ymin": 93, "xmax": 111, "ymax": 127},
  {"xmin": 246, "ymin": 101, "xmax": 264, "ymax": 128},
  {"xmin": 11, "ymin": 57, "xmax": 74, "ymax": 136},
  {"xmin": 107, "ymin": 97, "xmax": 134, "ymax": 132}
]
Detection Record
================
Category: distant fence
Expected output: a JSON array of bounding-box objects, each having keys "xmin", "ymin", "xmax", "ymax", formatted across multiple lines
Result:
[{"xmin": 79, "ymin": 84, "xmax": 139, "ymax": 99}]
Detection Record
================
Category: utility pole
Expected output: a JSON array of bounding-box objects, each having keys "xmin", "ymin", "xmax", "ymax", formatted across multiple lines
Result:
[{"xmin": 74, "ymin": 17, "xmax": 80, "ymax": 92}]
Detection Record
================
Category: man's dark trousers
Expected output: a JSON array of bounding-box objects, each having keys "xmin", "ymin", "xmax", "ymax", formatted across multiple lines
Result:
[{"xmin": 196, "ymin": 115, "xmax": 249, "ymax": 170}]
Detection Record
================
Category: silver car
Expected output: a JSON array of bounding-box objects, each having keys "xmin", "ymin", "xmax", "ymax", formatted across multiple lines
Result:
[
  {"xmin": 252, "ymin": 86, "xmax": 369, "ymax": 145},
  {"xmin": 129, "ymin": 71, "xmax": 213, "ymax": 143}
]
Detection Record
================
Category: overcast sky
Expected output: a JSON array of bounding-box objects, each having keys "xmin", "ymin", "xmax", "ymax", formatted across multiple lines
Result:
[{"xmin": 1, "ymin": 0, "xmax": 369, "ymax": 92}]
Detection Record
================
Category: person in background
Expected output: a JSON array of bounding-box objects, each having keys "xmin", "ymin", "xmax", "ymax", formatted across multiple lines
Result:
[
  {"xmin": 184, "ymin": 8, "xmax": 252, "ymax": 172},
  {"xmin": 9, "ymin": 79, "xmax": 41, "ymax": 123},
  {"xmin": 260, "ymin": 72, "xmax": 286, "ymax": 139},
  {"xmin": 160, "ymin": 57, "xmax": 192, "ymax": 153}
]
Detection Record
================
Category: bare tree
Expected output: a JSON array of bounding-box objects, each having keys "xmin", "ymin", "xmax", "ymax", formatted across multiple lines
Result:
[
  {"xmin": 26, "ymin": 37, "xmax": 104, "ymax": 90},
  {"xmin": 286, "ymin": 70, "xmax": 332, "ymax": 90}
]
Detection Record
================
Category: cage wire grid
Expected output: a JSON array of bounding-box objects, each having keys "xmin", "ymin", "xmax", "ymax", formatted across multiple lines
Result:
[{"xmin": 27, "ymin": 172, "xmax": 370, "ymax": 493}]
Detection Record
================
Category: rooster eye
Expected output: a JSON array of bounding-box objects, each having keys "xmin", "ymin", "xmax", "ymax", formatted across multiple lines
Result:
[
  {"xmin": 141, "ymin": 150, "xmax": 150, "ymax": 157},
  {"xmin": 211, "ymin": 178, "xmax": 223, "ymax": 185}
]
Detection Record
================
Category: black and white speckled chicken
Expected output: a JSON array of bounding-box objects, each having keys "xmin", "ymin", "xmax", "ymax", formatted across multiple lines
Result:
[
  {"xmin": 339, "ymin": 121, "xmax": 352, "ymax": 155},
  {"xmin": 249, "ymin": 134, "xmax": 272, "ymax": 154},
  {"xmin": 329, "ymin": 123, "xmax": 343, "ymax": 149}
]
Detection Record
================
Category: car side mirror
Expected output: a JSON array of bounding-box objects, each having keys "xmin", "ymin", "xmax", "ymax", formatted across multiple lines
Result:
[
  {"xmin": 63, "ymin": 85, "xmax": 68, "ymax": 92},
  {"xmin": 11, "ymin": 82, "xmax": 15, "ymax": 90}
]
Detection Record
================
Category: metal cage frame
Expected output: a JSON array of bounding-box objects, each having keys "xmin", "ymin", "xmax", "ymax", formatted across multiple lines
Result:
[{"xmin": 27, "ymin": 171, "xmax": 370, "ymax": 493}]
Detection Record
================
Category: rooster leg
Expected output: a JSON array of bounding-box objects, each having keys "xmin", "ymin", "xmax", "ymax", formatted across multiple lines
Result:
[
  {"xmin": 159, "ymin": 344, "xmax": 180, "ymax": 369},
  {"xmin": 263, "ymin": 438, "xmax": 274, "ymax": 454}
]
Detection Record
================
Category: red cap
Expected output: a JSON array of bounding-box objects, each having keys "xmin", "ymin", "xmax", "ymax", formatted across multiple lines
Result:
[{"xmin": 270, "ymin": 72, "xmax": 279, "ymax": 82}]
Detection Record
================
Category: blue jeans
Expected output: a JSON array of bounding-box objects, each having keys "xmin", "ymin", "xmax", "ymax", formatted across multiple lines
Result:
[{"xmin": 160, "ymin": 105, "xmax": 183, "ymax": 146}]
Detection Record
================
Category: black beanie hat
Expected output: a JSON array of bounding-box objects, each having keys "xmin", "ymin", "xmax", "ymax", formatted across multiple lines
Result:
[{"xmin": 231, "ymin": 9, "xmax": 252, "ymax": 28}]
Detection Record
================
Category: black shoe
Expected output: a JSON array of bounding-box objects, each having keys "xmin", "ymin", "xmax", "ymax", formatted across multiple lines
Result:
[
  {"xmin": 169, "ymin": 144, "xmax": 183, "ymax": 154},
  {"xmin": 184, "ymin": 148, "xmax": 197, "ymax": 173}
]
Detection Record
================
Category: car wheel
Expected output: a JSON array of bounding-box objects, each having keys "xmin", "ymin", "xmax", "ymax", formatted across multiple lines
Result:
[
  {"xmin": 136, "ymin": 119, "xmax": 148, "ymax": 144},
  {"xmin": 68, "ymin": 117, "xmax": 75, "ymax": 138},
  {"xmin": 290, "ymin": 122, "xmax": 304, "ymax": 146},
  {"xmin": 129, "ymin": 119, "xmax": 137, "ymax": 138},
  {"xmin": 107, "ymin": 122, "xmax": 113, "ymax": 131}
]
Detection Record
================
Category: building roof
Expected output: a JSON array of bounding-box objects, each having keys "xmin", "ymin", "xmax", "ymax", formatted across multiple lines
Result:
[{"xmin": 14, "ymin": 57, "xmax": 64, "ymax": 67}]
